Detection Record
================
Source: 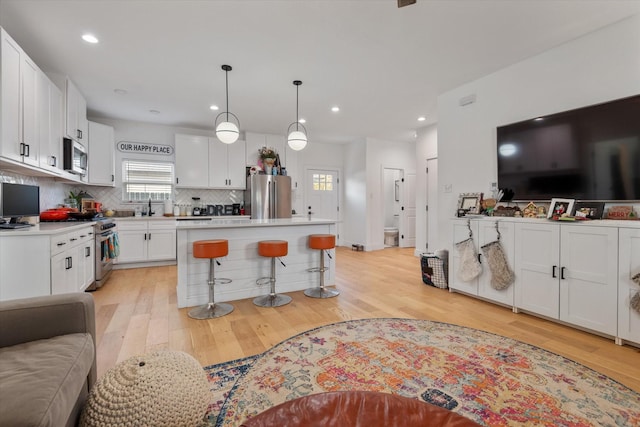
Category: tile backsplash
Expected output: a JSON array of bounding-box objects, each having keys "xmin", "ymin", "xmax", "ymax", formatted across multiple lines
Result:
[{"xmin": 0, "ymin": 171, "xmax": 70, "ymax": 211}]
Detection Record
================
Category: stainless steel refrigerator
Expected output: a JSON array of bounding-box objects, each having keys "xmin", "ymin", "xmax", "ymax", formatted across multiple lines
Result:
[{"xmin": 245, "ymin": 175, "xmax": 292, "ymax": 219}]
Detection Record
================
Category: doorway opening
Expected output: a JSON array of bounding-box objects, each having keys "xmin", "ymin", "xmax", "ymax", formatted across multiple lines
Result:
[{"xmin": 383, "ymin": 168, "xmax": 401, "ymax": 247}]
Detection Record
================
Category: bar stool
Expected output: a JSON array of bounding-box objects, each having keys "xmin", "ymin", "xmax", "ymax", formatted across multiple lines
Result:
[
  {"xmin": 188, "ymin": 239, "xmax": 234, "ymax": 319},
  {"xmin": 254, "ymin": 240, "xmax": 292, "ymax": 308},
  {"xmin": 304, "ymin": 234, "xmax": 340, "ymax": 298}
]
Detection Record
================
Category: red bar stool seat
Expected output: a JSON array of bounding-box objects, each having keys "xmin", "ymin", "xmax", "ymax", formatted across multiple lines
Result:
[
  {"xmin": 304, "ymin": 234, "xmax": 339, "ymax": 298},
  {"xmin": 254, "ymin": 240, "xmax": 292, "ymax": 308},
  {"xmin": 188, "ymin": 239, "xmax": 234, "ymax": 319}
]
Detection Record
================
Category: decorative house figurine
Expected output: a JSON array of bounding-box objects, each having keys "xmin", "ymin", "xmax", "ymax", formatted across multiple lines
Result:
[{"xmin": 523, "ymin": 202, "xmax": 537, "ymax": 218}]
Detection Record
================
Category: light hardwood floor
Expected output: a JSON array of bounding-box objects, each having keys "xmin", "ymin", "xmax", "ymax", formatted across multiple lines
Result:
[{"xmin": 92, "ymin": 247, "xmax": 640, "ymax": 391}]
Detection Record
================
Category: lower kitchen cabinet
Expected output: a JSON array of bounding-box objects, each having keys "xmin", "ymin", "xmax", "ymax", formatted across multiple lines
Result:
[
  {"xmin": 51, "ymin": 226, "xmax": 95, "ymax": 294},
  {"xmin": 618, "ymin": 228, "xmax": 640, "ymax": 344},
  {"xmin": 0, "ymin": 225, "xmax": 94, "ymax": 301},
  {"xmin": 116, "ymin": 219, "xmax": 177, "ymax": 264}
]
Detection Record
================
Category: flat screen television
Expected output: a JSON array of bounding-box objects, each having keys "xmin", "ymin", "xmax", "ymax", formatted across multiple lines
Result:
[
  {"xmin": 496, "ymin": 95, "xmax": 640, "ymax": 201},
  {"xmin": 0, "ymin": 182, "xmax": 40, "ymax": 224}
]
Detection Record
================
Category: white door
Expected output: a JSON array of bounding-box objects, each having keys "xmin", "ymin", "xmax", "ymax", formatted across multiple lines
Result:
[
  {"xmin": 426, "ymin": 158, "xmax": 438, "ymax": 252},
  {"xmin": 401, "ymin": 173, "xmax": 416, "ymax": 248},
  {"xmin": 306, "ymin": 168, "xmax": 339, "ymax": 237}
]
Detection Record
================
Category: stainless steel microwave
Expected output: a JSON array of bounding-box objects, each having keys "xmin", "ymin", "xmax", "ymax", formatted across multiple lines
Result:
[{"xmin": 63, "ymin": 138, "xmax": 88, "ymax": 175}]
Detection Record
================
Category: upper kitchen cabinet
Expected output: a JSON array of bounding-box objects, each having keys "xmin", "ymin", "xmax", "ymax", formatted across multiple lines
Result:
[
  {"xmin": 65, "ymin": 78, "xmax": 88, "ymax": 144},
  {"xmin": 0, "ymin": 28, "xmax": 40, "ymax": 167},
  {"xmin": 175, "ymin": 134, "xmax": 209, "ymax": 188},
  {"xmin": 37, "ymin": 71, "xmax": 63, "ymax": 174},
  {"xmin": 246, "ymin": 132, "xmax": 298, "ymax": 184},
  {"xmin": 88, "ymin": 121, "xmax": 115, "ymax": 186},
  {"xmin": 209, "ymin": 137, "xmax": 246, "ymax": 189}
]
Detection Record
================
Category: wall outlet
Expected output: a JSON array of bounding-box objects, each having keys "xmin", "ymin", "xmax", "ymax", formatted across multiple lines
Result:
[{"xmin": 491, "ymin": 182, "xmax": 497, "ymax": 190}]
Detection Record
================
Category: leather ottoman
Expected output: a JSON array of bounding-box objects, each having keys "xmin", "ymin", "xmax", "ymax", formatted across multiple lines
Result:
[{"xmin": 239, "ymin": 390, "xmax": 482, "ymax": 427}]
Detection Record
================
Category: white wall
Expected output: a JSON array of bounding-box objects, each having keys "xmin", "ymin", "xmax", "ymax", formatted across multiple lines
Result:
[
  {"xmin": 415, "ymin": 124, "xmax": 437, "ymax": 254},
  {"xmin": 342, "ymin": 139, "xmax": 367, "ymax": 247},
  {"xmin": 437, "ymin": 14, "xmax": 640, "ymax": 252},
  {"xmin": 366, "ymin": 137, "xmax": 416, "ymax": 250}
]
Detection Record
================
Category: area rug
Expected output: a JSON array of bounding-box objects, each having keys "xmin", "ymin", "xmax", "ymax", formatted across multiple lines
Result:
[{"xmin": 203, "ymin": 318, "xmax": 640, "ymax": 426}]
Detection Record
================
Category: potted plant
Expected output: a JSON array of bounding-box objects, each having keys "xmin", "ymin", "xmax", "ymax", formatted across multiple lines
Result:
[{"xmin": 258, "ymin": 146, "xmax": 277, "ymax": 172}]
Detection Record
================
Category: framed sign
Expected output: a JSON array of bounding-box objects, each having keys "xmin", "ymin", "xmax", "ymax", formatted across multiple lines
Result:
[
  {"xmin": 458, "ymin": 193, "xmax": 482, "ymax": 214},
  {"xmin": 574, "ymin": 201, "xmax": 605, "ymax": 219},
  {"xmin": 117, "ymin": 141, "xmax": 173, "ymax": 155}
]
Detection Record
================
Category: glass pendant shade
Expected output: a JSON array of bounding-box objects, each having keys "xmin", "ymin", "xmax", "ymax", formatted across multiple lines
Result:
[
  {"xmin": 216, "ymin": 119, "xmax": 239, "ymax": 144},
  {"xmin": 287, "ymin": 130, "xmax": 307, "ymax": 151}
]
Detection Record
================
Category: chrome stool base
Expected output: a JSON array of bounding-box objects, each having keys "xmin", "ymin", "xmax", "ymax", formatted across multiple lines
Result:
[
  {"xmin": 188, "ymin": 302, "xmax": 234, "ymax": 319},
  {"xmin": 304, "ymin": 287, "xmax": 340, "ymax": 299},
  {"xmin": 253, "ymin": 293, "xmax": 292, "ymax": 308}
]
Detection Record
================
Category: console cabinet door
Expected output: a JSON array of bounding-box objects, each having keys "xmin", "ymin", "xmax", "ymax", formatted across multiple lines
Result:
[
  {"xmin": 514, "ymin": 222, "xmax": 560, "ymax": 319},
  {"xmin": 478, "ymin": 220, "xmax": 515, "ymax": 307},
  {"xmin": 449, "ymin": 219, "xmax": 479, "ymax": 295},
  {"xmin": 619, "ymin": 228, "xmax": 640, "ymax": 345},
  {"xmin": 559, "ymin": 225, "xmax": 618, "ymax": 336}
]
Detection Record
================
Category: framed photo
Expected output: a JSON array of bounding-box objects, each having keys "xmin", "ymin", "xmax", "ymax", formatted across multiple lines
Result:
[
  {"xmin": 548, "ymin": 198, "xmax": 575, "ymax": 219},
  {"xmin": 574, "ymin": 201, "xmax": 605, "ymax": 219},
  {"xmin": 458, "ymin": 193, "xmax": 482, "ymax": 214}
]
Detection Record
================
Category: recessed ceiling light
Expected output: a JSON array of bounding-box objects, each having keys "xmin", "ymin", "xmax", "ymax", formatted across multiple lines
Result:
[
  {"xmin": 418, "ymin": 116, "xmax": 426, "ymax": 122},
  {"xmin": 114, "ymin": 89, "xmax": 127, "ymax": 95},
  {"xmin": 210, "ymin": 105, "xmax": 219, "ymax": 111},
  {"xmin": 149, "ymin": 109, "xmax": 160, "ymax": 115},
  {"xmin": 82, "ymin": 34, "xmax": 99, "ymax": 44},
  {"xmin": 331, "ymin": 106, "xmax": 340, "ymax": 112},
  {"xmin": 298, "ymin": 118, "xmax": 306, "ymax": 124}
]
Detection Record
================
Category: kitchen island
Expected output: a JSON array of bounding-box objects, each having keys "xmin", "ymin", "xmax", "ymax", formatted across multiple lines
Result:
[{"xmin": 176, "ymin": 218, "xmax": 337, "ymax": 308}]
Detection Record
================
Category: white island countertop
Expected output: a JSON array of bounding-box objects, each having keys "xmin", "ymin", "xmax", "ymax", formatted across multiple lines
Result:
[{"xmin": 175, "ymin": 217, "xmax": 335, "ymax": 229}]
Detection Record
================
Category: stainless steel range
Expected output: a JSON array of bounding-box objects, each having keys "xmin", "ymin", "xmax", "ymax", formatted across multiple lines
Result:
[{"xmin": 93, "ymin": 218, "xmax": 117, "ymax": 289}]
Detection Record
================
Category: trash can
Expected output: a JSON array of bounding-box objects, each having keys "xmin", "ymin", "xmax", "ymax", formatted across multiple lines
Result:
[{"xmin": 420, "ymin": 250, "xmax": 449, "ymax": 289}]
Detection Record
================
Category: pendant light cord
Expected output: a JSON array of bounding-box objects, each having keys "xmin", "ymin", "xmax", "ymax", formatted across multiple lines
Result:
[
  {"xmin": 296, "ymin": 84, "xmax": 299, "ymax": 131},
  {"xmin": 225, "ymin": 68, "xmax": 229, "ymax": 122}
]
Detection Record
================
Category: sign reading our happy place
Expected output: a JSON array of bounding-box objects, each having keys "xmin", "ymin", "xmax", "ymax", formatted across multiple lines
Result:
[{"xmin": 117, "ymin": 141, "xmax": 173, "ymax": 156}]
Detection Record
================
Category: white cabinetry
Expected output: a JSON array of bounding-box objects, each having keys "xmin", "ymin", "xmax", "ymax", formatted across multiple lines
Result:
[
  {"xmin": 37, "ymin": 72, "xmax": 63, "ymax": 174},
  {"xmin": 514, "ymin": 222, "xmax": 561, "ymax": 319},
  {"xmin": 175, "ymin": 134, "xmax": 209, "ymax": 188},
  {"xmin": 0, "ymin": 28, "xmax": 39, "ymax": 166},
  {"xmin": 51, "ymin": 226, "xmax": 95, "ymax": 294},
  {"xmin": 175, "ymin": 134, "xmax": 246, "ymax": 189},
  {"xmin": 0, "ymin": 225, "xmax": 94, "ymax": 301},
  {"xmin": 618, "ymin": 228, "xmax": 640, "ymax": 345},
  {"xmin": 116, "ymin": 220, "xmax": 177, "ymax": 264},
  {"xmin": 0, "ymin": 235, "xmax": 50, "ymax": 301},
  {"xmin": 65, "ymin": 78, "xmax": 87, "ymax": 143},
  {"xmin": 513, "ymin": 222, "xmax": 617, "ymax": 336},
  {"xmin": 209, "ymin": 137, "xmax": 246, "ymax": 189},
  {"xmin": 88, "ymin": 121, "xmax": 115, "ymax": 186},
  {"xmin": 450, "ymin": 219, "xmax": 515, "ymax": 307}
]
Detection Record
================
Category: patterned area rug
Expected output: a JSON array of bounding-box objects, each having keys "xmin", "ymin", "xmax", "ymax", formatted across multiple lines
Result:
[{"xmin": 203, "ymin": 318, "xmax": 640, "ymax": 426}]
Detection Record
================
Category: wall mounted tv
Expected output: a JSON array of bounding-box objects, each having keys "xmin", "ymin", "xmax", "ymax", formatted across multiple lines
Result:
[{"xmin": 496, "ymin": 94, "xmax": 640, "ymax": 201}]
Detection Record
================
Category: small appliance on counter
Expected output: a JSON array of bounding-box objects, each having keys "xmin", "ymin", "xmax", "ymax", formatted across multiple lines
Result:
[{"xmin": 192, "ymin": 197, "xmax": 202, "ymax": 216}]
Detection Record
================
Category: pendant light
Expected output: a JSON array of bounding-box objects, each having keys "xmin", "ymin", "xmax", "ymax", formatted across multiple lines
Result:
[
  {"xmin": 287, "ymin": 80, "xmax": 307, "ymax": 151},
  {"xmin": 215, "ymin": 65, "xmax": 239, "ymax": 144}
]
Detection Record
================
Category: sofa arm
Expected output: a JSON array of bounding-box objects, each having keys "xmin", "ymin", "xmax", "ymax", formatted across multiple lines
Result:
[{"xmin": 0, "ymin": 293, "xmax": 97, "ymax": 387}]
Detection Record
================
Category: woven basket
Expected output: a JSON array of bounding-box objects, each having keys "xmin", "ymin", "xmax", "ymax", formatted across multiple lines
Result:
[{"xmin": 80, "ymin": 350, "xmax": 210, "ymax": 427}]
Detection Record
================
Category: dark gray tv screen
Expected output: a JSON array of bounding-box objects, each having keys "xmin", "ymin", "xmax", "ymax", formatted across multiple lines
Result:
[{"xmin": 497, "ymin": 95, "xmax": 640, "ymax": 201}]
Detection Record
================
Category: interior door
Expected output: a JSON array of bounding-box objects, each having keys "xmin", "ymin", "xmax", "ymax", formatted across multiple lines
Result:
[
  {"xmin": 426, "ymin": 158, "xmax": 438, "ymax": 252},
  {"xmin": 306, "ymin": 168, "xmax": 339, "ymax": 237},
  {"xmin": 401, "ymin": 173, "xmax": 416, "ymax": 248}
]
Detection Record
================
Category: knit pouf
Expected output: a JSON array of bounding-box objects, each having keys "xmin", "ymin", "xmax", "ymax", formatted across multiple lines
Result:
[{"xmin": 80, "ymin": 350, "xmax": 210, "ymax": 427}]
